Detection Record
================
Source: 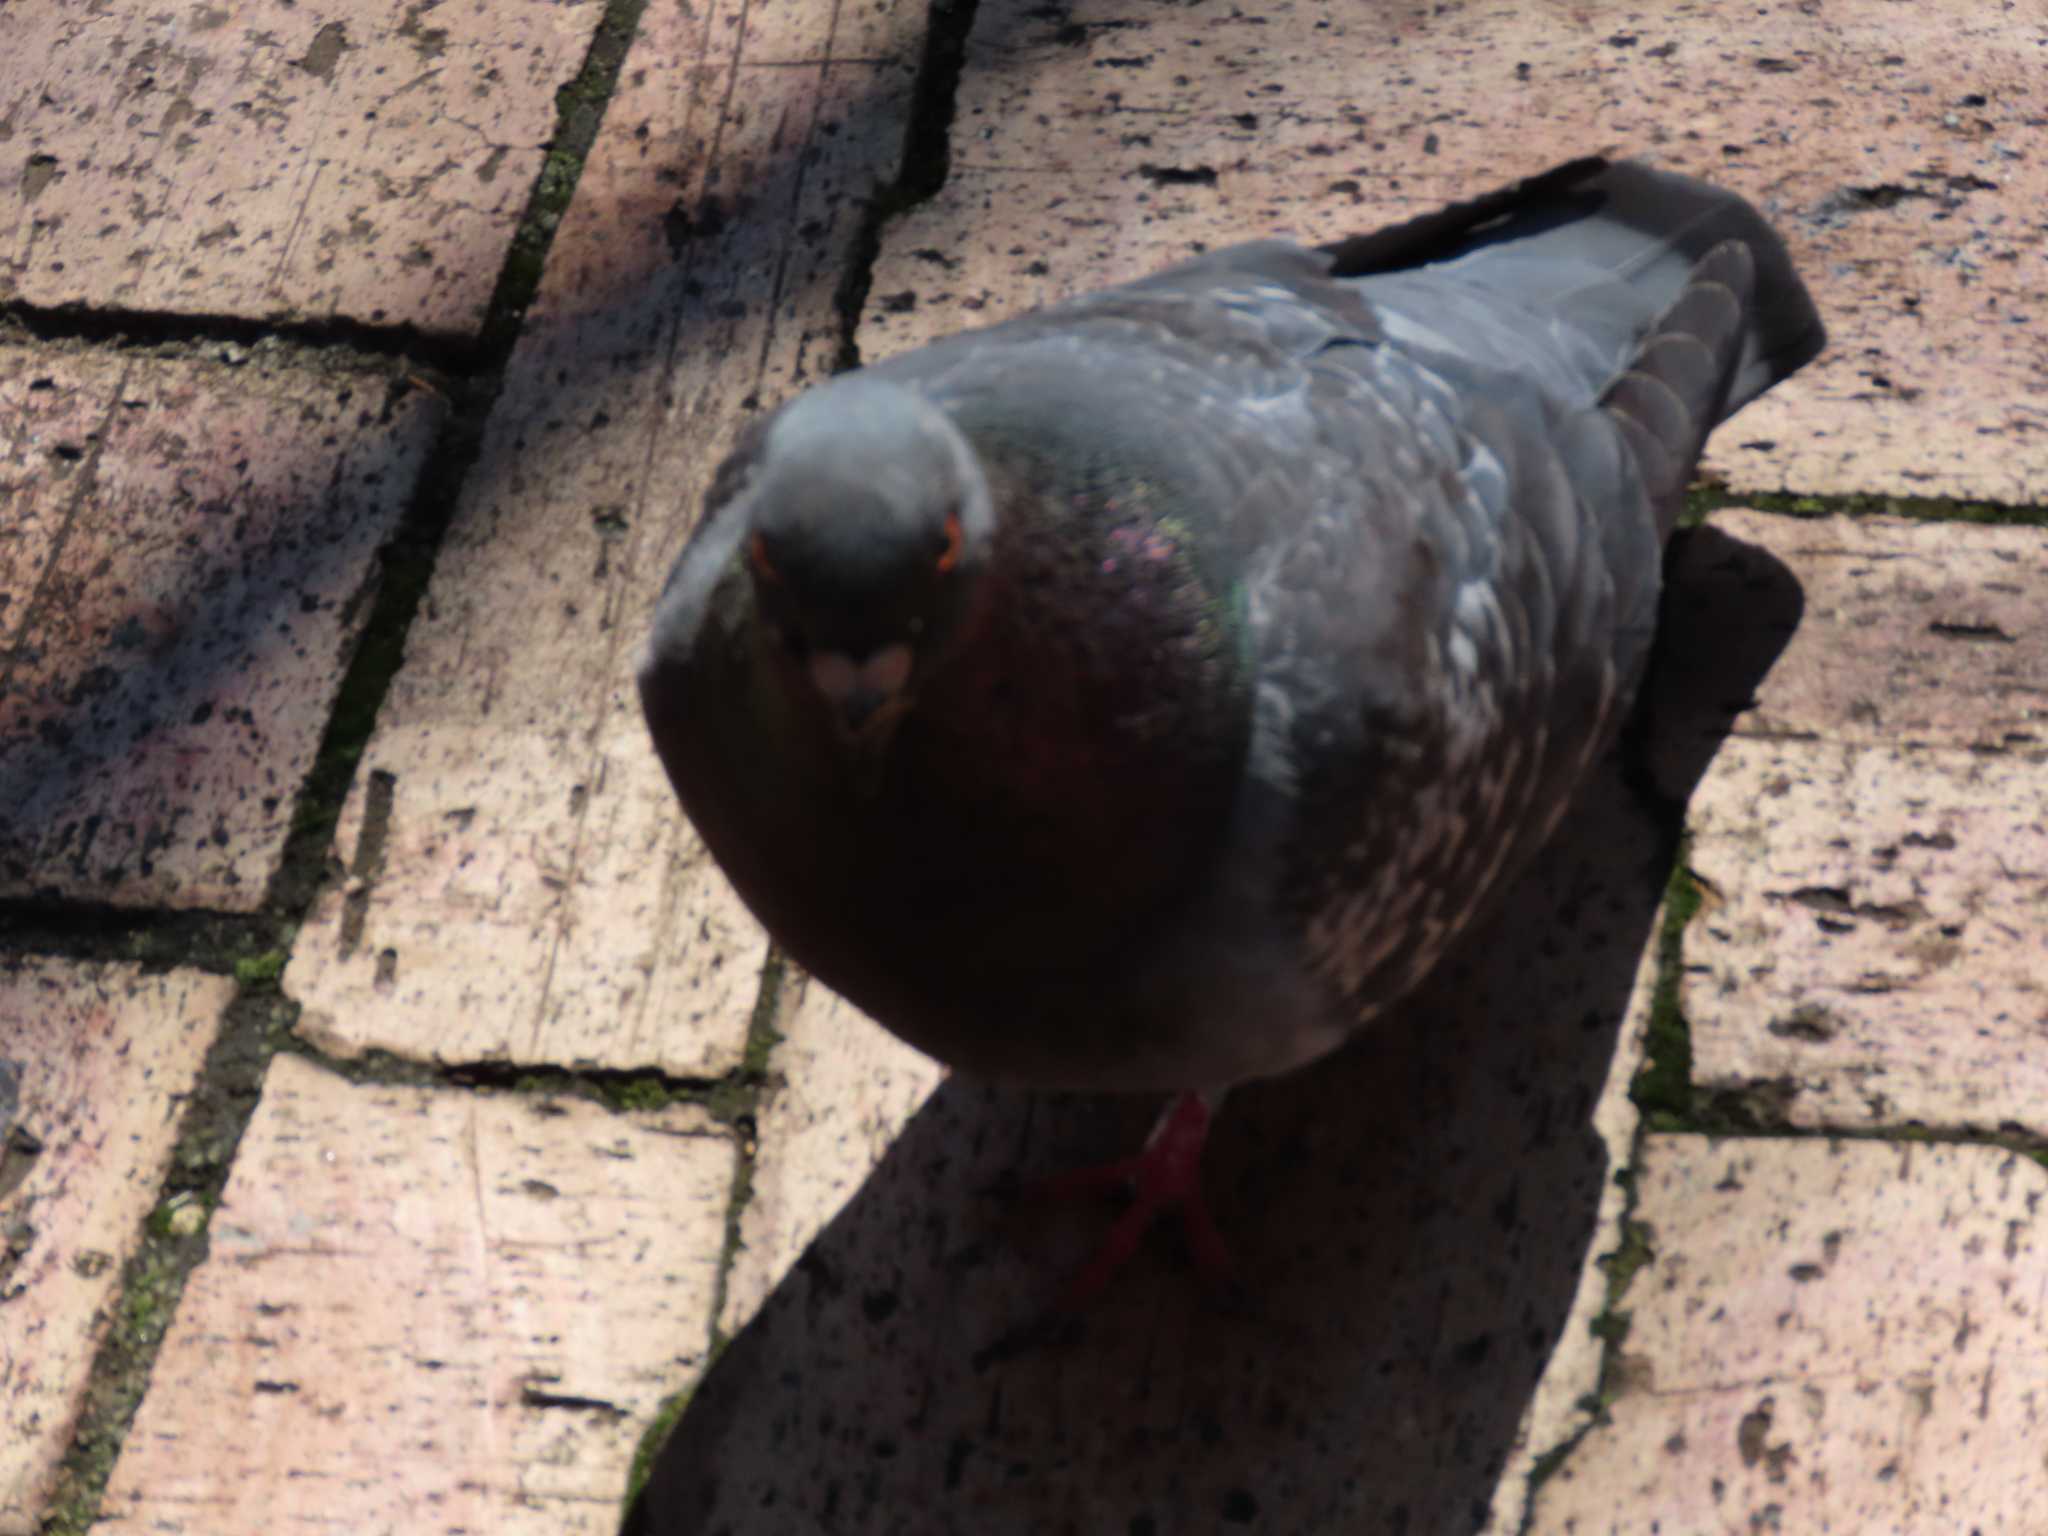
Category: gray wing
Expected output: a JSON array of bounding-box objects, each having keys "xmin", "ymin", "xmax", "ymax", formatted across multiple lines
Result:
[
  {"xmin": 1209, "ymin": 190, "xmax": 1793, "ymax": 1020},
  {"xmin": 1256, "ymin": 340, "xmax": 1656, "ymax": 1015},
  {"xmin": 953, "ymin": 168, "xmax": 1807, "ymax": 1026}
]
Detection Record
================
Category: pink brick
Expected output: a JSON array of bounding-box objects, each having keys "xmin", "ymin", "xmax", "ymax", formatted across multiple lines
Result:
[
  {"xmin": 1677, "ymin": 514, "xmax": 2048, "ymax": 1132},
  {"xmin": 0, "ymin": 0, "xmax": 605, "ymax": 336},
  {"xmin": 0, "ymin": 960, "xmax": 231, "ymax": 1533},
  {"xmin": 0, "ymin": 346, "xmax": 442, "ymax": 909},
  {"xmin": 1528, "ymin": 1136, "xmax": 2048, "ymax": 1534},
  {"xmin": 97, "ymin": 1056, "xmax": 733, "ymax": 1536},
  {"xmin": 1695, "ymin": 511, "xmax": 2046, "ymax": 749}
]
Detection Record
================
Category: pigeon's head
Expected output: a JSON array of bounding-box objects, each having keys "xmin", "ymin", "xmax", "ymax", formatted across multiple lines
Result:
[{"xmin": 743, "ymin": 376, "xmax": 995, "ymax": 753}]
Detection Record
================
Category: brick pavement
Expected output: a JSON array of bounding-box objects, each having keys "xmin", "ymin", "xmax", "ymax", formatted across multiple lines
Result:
[{"xmin": 2, "ymin": 0, "xmax": 2044, "ymax": 1532}]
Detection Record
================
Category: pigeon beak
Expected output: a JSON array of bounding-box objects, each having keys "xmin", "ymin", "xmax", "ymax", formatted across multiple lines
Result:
[{"xmin": 809, "ymin": 642, "xmax": 915, "ymax": 746}]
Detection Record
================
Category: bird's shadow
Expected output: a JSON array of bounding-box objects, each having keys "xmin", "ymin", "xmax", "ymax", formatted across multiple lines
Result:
[{"xmin": 625, "ymin": 522, "xmax": 1802, "ymax": 1534}]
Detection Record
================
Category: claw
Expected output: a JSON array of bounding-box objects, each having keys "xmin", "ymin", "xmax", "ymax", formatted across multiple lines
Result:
[{"xmin": 1016, "ymin": 1090, "xmax": 1233, "ymax": 1310}]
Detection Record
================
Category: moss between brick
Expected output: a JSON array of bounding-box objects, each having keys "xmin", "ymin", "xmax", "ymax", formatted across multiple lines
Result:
[
  {"xmin": 1629, "ymin": 853, "xmax": 1700, "ymax": 1130},
  {"xmin": 1521, "ymin": 837, "xmax": 1697, "ymax": 1512},
  {"xmin": 1689, "ymin": 481, "xmax": 2048, "ymax": 528},
  {"xmin": 271, "ymin": 0, "xmax": 655, "ymax": 919},
  {"xmin": 623, "ymin": 1382, "xmax": 695, "ymax": 1509},
  {"xmin": 475, "ymin": 0, "xmax": 652, "ymax": 361},
  {"xmin": 831, "ymin": 0, "xmax": 984, "ymax": 372},
  {"xmin": 231, "ymin": 947, "xmax": 289, "ymax": 989},
  {"xmin": 616, "ymin": 951, "xmax": 790, "ymax": 1517},
  {"xmin": 37, "ymin": 990, "xmax": 291, "ymax": 1536}
]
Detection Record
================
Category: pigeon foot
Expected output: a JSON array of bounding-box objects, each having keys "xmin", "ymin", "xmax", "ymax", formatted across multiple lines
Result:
[{"xmin": 1022, "ymin": 1089, "xmax": 1232, "ymax": 1309}]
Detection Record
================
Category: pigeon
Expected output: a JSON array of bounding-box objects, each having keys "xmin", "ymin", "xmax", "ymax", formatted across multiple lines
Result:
[{"xmin": 639, "ymin": 157, "xmax": 1824, "ymax": 1291}]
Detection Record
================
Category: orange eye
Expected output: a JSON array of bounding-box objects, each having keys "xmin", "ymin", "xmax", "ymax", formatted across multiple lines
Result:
[
  {"xmin": 748, "ymin": 532, "xmax": 780, "ymax": 583},
  {"xmin": 935, "ymin": 511, "xmax": 963, "ymax": 574}
]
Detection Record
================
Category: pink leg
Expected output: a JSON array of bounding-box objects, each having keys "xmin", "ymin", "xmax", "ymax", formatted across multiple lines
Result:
[{"xmin": 1033, "ymin": 1090, "xmax": 1233, "ymax": 1310}]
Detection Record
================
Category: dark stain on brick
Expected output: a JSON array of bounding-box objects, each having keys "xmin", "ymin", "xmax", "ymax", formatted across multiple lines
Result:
[
  {"xmin": 293, "ymin": 22, "xmax": 350, "ymax": 82},
  {"xmin": 1767, "ymin": 1004, "xmax": 1840, "ymax": 1044},
  {"xmin": 1138, "ymin": 163, "xmax": 1218, "ymax": 187},
  {"xmin": 22, "ymin": 153, "xmax": 60, "ymax": 201},
  {"xmin": 662, "ymin": 196, "xmax": 727, "ymax": 259},
  {"xmin": 1929, "ymin": 619, "xmax": 2015, "ymax": 643}
]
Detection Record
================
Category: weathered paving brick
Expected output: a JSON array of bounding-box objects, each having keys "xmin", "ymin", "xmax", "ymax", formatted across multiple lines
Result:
[
  {"xmin": 95, "ymin": 1055, "xmax": 733, "ymax": 1536},
  {"xmin": 0, "ymin": 345, "xmax": 443, "ymax": 909},
  {"xmin": 1527, "ymin": 1136, "xmax": 2048, "ymax": 1535},
  {"xmin": 0, "ymin": 960, "xmax": 232, "ymax": 1535},
  {"xmin": 864, "ymin": 0, "xmax": 2048, "ymax": 505},
  {"xmin": 283, "ymin": 0, "xmax": 929, "ymax": 1071},
  {"xmin": 0, "ymin": 0, "xmax": 604, "ymax": 337},
  {"xmin": 1679, "ymin": 513, "xmax": 2048, "ymax": 1132},
  {"xmin": 714, "ymin": 973, "xmax": 944, "ymax": 1340}
]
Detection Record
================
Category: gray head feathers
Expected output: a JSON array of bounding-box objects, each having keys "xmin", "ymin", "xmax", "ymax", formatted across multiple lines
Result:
[{"xmin": 746, "ymin": 377, "xmax": 995, "ymax": 661}]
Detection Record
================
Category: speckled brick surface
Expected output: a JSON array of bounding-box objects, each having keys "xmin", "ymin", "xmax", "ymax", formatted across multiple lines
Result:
[
  {"xmin": 0, "ymin": 345, "xmax": 443, "ymax": 909},
  {"xmin": 1682, "ymin": 514, "xmax": 2048, "ymax": 1132},
  {"xmin": 0, "ymin": 0, "xmax": 604, "ymax": 336},
  {"xmin": 1527, "ymin": 1136, "xmax": 2048, "ymax": 1535},
  {"xmin": 94, "ymin": 1055, "xmax": 733, "ymax": 1536},
  {"xmin": 0, "ymin": 961, "xmax": 232, "ymax": 1535}
]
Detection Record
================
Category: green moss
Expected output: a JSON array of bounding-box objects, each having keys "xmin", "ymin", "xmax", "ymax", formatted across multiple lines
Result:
[
  {"xmin": 1586, "ymin": 1308, "xmax": 1632, "ymax": 1349},
  {"xmin": 1598, "ymin": 1216, "xmax": 1656, "ymax": 1299},
  {"xmin": 273, "ymin": 0, "xmax": 652, "ymax": 915},
  {"xmin": 0, "ymin": 905, "xmax": 288, "ymax": 979},
  {"xmin": 1521, "ymin": 1222, "xmax": 1656, "ymax": 1510},
  {"xmin": 476, "ymin": 0, "xmax": 651, "ymax": 359},
  {"xmin": 612, "ymin": 1077, "xmax": 676, "ymax": 1113},
  {"xmin": 711, "ymin": 951, "xmax": 787, "ymax": 1281},
  {"xmin": 623, "ymin": 1382, "xmax": 694, "ymax": 1507},
  {"xmin": 1521, "ymin": 1435, "xmax": 1581, "ymax": 1498},
  {"xmin": 740, "ymin": 952, "xmax": 788, "ymax": 1079},
  {"xmin": 1585, "ymin": 1220, "xmax": 1651, "ymax": 1371},
  {"xmin": 706, "ymin": 1145, "xmax": 755, "ymax": 1355},
  {"xmin": 39, "ymin": 1224, "xmax": 199, "ymax": 1534},
  {"xmin": 1629, "ymin": 853, "xmax": 1700, "ymax": 1129},
  {"xmin": 233, "ymin": 948, "xmax": 288, "ymax": 989},
  {"xmin": 144, "ymin": 1192, "xmax": 208, "ymax": 1241},
  {"xmin": 1689, "ymin": 482, "xmax": 2048, "ymax": 529}
]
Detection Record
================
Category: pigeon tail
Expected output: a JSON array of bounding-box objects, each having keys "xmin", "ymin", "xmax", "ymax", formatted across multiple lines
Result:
[
  {"xmin": 1324, "ymin": 158, "xmax": 1825, "ymax": 429},
  {"xmin": 1602, "ymin": 238, "xmax": 1760, "ymax": 537},
  {"xmin": 1562, "ymin": 161, "xmax": 1826, "ymax": 416}
]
